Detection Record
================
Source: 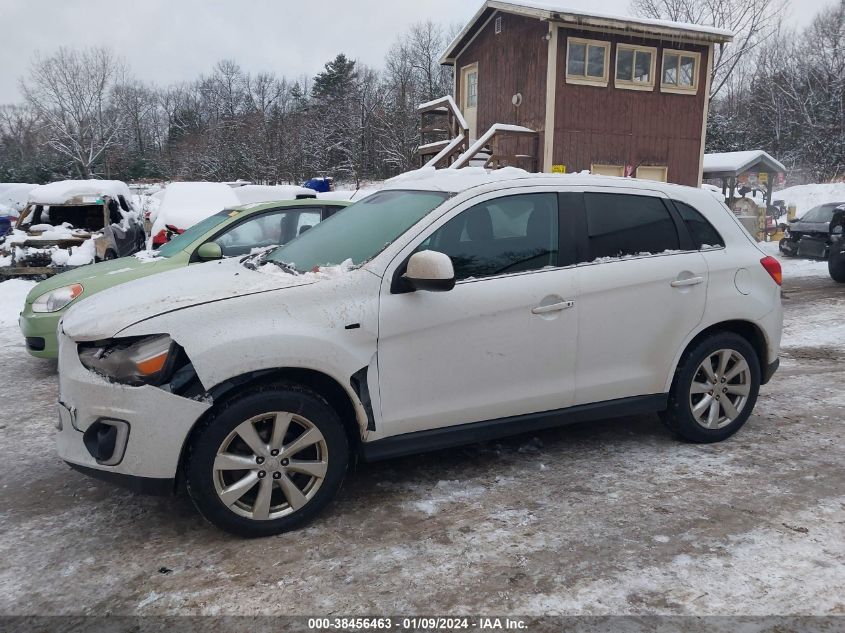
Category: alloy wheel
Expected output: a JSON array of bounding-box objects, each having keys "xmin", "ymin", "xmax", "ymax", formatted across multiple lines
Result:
[
  {"xmin": 688, "ymin": 349, "xmax": 751, "ymax": 430},
  {"xmin": 212, "ymin": 412, "xmax": 329, "ymax": 520}
]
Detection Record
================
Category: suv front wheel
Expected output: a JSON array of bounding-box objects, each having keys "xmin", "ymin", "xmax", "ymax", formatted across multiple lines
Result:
[
  {"xmin": 186, "ymin": 382, "xmax": 349, "ymax": 537},
  {"xmin": 661, "ymin": 333, "xmax": 761, "ymax": 443}
]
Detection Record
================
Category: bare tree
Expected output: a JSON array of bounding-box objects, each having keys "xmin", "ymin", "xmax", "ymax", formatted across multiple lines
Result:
[
  {"xmin": 630, "ymin": 0, "xmax": 784, "ymax": 96},
  {"xmin": 20, "ymin": 47, "xmax": 126, "ymax": 178}
]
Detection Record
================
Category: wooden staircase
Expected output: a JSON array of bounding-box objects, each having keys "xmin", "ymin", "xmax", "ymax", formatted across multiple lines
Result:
[
  {"xmin": 417, "ymin": 96, "xmax": 469, "ymax": 168},
  {"xmin": 450, "ymin": 123, "xmax": 539, "ymax": 172}
]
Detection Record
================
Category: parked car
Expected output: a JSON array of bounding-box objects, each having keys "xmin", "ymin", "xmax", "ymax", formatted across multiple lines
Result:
[
  {"xmin": 778, "ymin": 202, "xmax": 845, "ymax": 259},
  {"xmin": 56, "ymin": 171, "xmax": 783, "ymax": 537},
  {"xmin": 0, "ymin": 180, "xmax": 145, "ymax": 277},
  {"xmin": 828, "ymin": 206, "xmax": 845, "ymax": 282},
  {"xmin": 20, "ymin": 199, "xmax": 347, "ymax": 358},
  {"xmin": 149, "ymin": 183, "xmax": 317, "ymax": 249}
]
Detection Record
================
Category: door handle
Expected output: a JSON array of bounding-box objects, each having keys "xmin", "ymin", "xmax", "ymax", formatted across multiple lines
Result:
[
  {"xmin": 670, "ymin": 276, "xmax": 704, "ymax": 288},
  {"xmin": 531, "ymin": 300, "xmax": 575, "ymax": 314}
]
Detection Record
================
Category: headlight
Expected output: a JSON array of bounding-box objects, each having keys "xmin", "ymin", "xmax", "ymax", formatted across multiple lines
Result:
[
  {"xmin": 78, "ymin": 335, "xmax": 176, "ymax": 386},
  {"xmin": 32, "ymin": 284, "xmax": 84, "ymax": 313}
]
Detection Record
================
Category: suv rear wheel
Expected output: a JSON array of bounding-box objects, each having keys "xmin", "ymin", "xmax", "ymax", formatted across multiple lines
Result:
[
  {"xmin": 661, "ymin": 333, "xmax": 761, "ymax": 443},
  {"xmin": 186, "ymin": 382, "xmax": 349, "ymax": 537}
]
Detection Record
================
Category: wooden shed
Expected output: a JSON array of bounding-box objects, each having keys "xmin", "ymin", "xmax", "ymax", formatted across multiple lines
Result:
[{"xmin": 421, "ymin": 0, "xmax": 733, "ymax": 186}]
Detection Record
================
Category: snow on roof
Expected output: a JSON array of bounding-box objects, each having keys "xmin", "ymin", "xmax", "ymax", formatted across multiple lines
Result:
[
  {"xmin": 702, "ymin": 151, "xmax": 786, "ymax": 175},
  {"xmin": 28, "ymin": 180, "xmax": 131, "ymax": 205},
  {"xmin": 442, "ymin": 0, "xmax": 733, "ymax": 63},
  {"xmin": 232, "ymin": 185, "xmax": 316, "ymax": 205},
  {"xmin": 151, "ymin": 182, "xmax": 240, "ymax": 236},
  {"xmin": 384, "ymin": 166, "xmax": 534, "ymax": 192},
  {"xmin": 318, "ymin": 189, "xmax": 382, "ymax": 201}
]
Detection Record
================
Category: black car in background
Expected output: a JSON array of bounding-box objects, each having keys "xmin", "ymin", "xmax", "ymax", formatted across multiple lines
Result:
[{"xmin": 779, "ymin": 202, "xmax": 845, "ymax": 259}]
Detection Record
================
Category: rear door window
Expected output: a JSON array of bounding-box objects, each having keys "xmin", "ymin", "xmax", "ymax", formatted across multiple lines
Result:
[
  {"xmin": 582, "ymin": 193, "xmax": 679, "ymax": 262},
  {"xmin": 673, "ymin": 201, "xmax": 724, "ymax": 248}
]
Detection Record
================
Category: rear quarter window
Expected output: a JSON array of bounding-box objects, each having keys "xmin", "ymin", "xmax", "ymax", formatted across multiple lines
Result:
[
  {"xmin": 673, "ymin": 201, "xmax": 725, "ymax": 248},
  {"xmin": 582, "ymin": 193, "xmax": 680, "ymax": 262}
]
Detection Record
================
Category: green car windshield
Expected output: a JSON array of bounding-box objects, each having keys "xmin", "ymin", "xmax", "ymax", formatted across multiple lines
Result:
[
  {"xmin": 157, "ymin": 210, "xmax": 233, "ymax": 257},
  {"xmin": 264, "ymin": 190, "xmax": 449, "ymax": 272}
]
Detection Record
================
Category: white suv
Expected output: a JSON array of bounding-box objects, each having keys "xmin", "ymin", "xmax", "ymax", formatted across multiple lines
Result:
[{"xmin": 57, "ymin": 169, "xmax": 783, "ymax": 536}]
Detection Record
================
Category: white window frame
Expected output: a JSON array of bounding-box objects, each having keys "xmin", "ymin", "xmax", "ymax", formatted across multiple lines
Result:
[
  {"xmin": 591, "ymin": 164, "xmax": 625, "ymax": 177},
  {"xmin": 660, "ymin": 49, "xmax": 701, "ymax": 95},
  {"xmin": 565, "ymin": 37, "xmax": 610, "ymax": 87},
  {"xmin": 636, "ymin": 165, "xmax": 668, "ymax": 182},
  {"xmin": 614, "ymin": 44, "xmax": 657, "ymax": 91}
]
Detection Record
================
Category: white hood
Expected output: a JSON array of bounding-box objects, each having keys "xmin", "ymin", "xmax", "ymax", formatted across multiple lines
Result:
[{"xmin": 61, "ymin": 257, "xmax": 320, "ymax": 340}]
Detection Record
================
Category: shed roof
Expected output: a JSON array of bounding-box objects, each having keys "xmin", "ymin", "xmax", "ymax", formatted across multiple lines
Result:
[
  {"xmin": 702, "ymin": 151, "xmax": 786, "ymax": 177},
  {"xmin": 441, "ymin": 0, "xmax": 734, "ymax": 64}
]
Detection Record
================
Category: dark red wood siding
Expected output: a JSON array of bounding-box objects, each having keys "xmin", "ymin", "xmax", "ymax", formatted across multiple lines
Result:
[
  {"xmin": 454, "ymin": 12, "xmax": 549, "ymax": 164},
  {"xmin": 552, "ymin": 28, "xmax": 709, "ymax": 185}
]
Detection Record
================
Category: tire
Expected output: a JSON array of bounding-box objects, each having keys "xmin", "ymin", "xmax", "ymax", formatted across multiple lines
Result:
[
  {"xmin": 829, "ymin": 250, "xmax": 845, "ymax": 283},
  {"xmin": 103, "ymin": 249, "xmax": 118, "ymax": 261},
  {"xmin": 660, "ymin": 333, "xmax": 761, "ymax": 443},
  {"xmin": 185, "ymin": 381, "xmax": 349, "ymax": 537}
]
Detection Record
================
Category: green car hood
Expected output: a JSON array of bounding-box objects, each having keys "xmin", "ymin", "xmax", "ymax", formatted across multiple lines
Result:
[{"xmin": 25, "ymin": 253, "xmax": 186, "ymax": 306}]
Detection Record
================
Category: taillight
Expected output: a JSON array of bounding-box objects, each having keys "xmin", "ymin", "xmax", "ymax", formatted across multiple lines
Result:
[{"xmin": 760, "ymin": 256, "xmax": 782, "ymax": 286}]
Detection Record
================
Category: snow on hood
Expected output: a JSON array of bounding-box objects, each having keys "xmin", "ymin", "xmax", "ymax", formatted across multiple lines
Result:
[
  {"xmin": 28, "ymin": 180, "xmax": 131, "ymax": 205},
  {"xmin": 61, "ymin": 256, "xmax": 348, "ymax": 340}
]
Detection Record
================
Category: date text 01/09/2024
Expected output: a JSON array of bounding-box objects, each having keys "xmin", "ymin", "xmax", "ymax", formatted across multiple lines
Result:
[{"xmin": 307, "ymin": 617, "xmax": 528, "ymax": 630}]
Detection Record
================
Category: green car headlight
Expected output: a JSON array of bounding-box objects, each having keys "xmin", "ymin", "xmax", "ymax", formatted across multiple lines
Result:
[
  {"xmin": 78, "ymin": 335, "xmax": 176, "ymax": 386},
  {"xmin": 32, "ymin": 284, "xmax": 84, "ymax": 313}
]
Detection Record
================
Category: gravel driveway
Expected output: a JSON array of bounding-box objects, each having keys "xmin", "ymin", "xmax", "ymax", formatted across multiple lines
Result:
[{"xmin": 0, "ymin": 267, "xmax": 842, "ymax": 618}]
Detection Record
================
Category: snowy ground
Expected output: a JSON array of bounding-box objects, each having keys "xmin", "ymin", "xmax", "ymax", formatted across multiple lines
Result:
[{"xmin": 0, "ymin": 251, "xmax": 842, "ymax": 617}]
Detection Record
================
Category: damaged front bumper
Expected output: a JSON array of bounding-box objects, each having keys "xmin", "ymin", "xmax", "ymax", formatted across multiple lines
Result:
[{"xmin": 56, "ymin": 330, "xmax": 211, "ymax": 491}]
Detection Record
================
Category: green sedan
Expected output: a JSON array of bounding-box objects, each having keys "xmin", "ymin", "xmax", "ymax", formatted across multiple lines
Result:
[{"xmin": 20, "ymin": 198, "xmax": 349, "ymax": 358}]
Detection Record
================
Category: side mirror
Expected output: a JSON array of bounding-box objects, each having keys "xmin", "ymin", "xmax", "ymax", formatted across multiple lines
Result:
[
  {"xmin": 403, "ymin": 250, "xmax": 455, "ymax": 292},
  {"xmin": 196, "ymin": 242, "xmax": 223, "ymax": 261}
]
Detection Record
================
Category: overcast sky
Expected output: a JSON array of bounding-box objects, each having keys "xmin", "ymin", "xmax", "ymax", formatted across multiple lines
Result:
[{"xmin": 0, "ymin": 0, "xmax": 827, "ymax": 104}]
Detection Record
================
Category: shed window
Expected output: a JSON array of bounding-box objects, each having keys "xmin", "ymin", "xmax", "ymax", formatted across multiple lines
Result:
[
  {"xmin": 661, "ymin": 49, "xmax": 700, "ymax": 94},
  {"xmin": 566, "ymin": 38, "xmax": 609, "ymax": 86},
  {"xmin": 591, "ymin": 164, "xmax": 624, "ymax": 177},
  {"xmin": 615, "ymin": 45, "xmax": 656, "ymax": 90},
  {"xmin": 466, "ymin": 71, "xmax": 478, "ymax": 107},
  {"xmin": 636, "ymin": 166, "xmax": 668, "ymax": 182}
]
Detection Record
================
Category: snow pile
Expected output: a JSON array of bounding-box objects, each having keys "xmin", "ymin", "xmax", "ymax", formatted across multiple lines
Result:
[
  {"xmin": 233, "ymin": 185, "xmax": 316, "ymax": 204},
  {"xmin": 772, "ymin": 183, "xmax": 845, "ymax": 222},
  {"xmin": 0, "ymin": 279, "xmax": 35, "ymax": 327},
  {"xmin": 150, "ymin": 182, "xmax": 240, "ymax": 240},
  {"xmin": 385, "ymin": 166, "xmax": 532, "ymax": 192},
  {"xmin": 0, "ymin": 183, "xmax": 36, "ymax": 215},
  {"xmin": 28, "ymin": 180, "xmax": 131, "ymax": 206}
]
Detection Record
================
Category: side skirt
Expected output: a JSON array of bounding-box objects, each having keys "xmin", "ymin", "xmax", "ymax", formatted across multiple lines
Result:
[{"xmin": 359, "ymin": 394, "xmax": 668, "ymax": 462}]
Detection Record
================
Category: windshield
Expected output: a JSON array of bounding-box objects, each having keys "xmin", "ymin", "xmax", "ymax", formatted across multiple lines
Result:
[
  {"xmin": 800, "ymin": 205, "xmax": 838, "ymax": 224},
  {"xmin": 264, "ymin": 190, "xmax": 449, "ymax": 272},
  {"xmin": 157, "ymin": 209, "xmax": 233, "ymax": 257}
]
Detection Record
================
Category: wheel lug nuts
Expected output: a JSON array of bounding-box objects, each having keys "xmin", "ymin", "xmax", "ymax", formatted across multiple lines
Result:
[
  {"xmin": 256, "ymin": 456, "xmax": 265, "ymax": 464},
  {"xmin": 272, "ymin": 472, "xmax": 282, "ymax": 479},
  {"xmin": 270, "ymin": 449, "xmax": 279, "ymax": 456},
  {"xmin": 281, "ymin": 458, "xmax": 289, "ymax": 466},
  {"xmin": 257, "ymin": 471, "xmax": 266, "ymax": 478}
]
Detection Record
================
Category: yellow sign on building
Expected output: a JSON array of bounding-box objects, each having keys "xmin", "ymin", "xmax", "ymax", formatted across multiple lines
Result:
[{"xmin": 552, "ymin": 164, "xmax": 566, "ymax": 174}]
